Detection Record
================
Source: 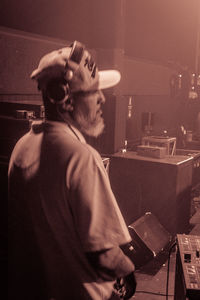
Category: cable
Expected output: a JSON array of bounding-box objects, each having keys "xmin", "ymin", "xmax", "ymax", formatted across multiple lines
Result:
[
  {"xmin": 166, "ymin": 240, "xmax": 177, "ymax": 300},
  {"xmin": 135, "ymin": 290, "xmax": 174, "ymax": 297},
  {"xmin": 134, "ymin": 240, "xmax": 177, "ymax": 299}
]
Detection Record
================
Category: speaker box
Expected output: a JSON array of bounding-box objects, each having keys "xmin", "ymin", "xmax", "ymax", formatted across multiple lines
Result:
[{"xmin": 121, "ymin": 212, "xmax": 172, "ymax": 269}]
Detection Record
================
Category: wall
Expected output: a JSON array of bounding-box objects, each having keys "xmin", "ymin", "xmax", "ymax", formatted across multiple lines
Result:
[
  {"xmin": 1, "ymin": 0, "xmax": 199, "ymax": 154},
  {"xmin": 123, "ymin": 56, "xmax": 173, "ymax": 95},
  {"xmin": 0, "ymin": 26, "xmax": 71, "ymax": 102},
  {"xmin": 0, "ymin": 26, "xmax": 127, "ymax": 154},
  {"xmin": 0, "ymin": 0, "xmax": 124, "ymax": 50},
  {"xmin": 0, "ymin": 25, "xmax": 189, "ymax": 154}
]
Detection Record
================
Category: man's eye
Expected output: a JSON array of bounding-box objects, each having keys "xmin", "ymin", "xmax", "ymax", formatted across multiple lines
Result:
[{"xmin": 84, "ymin": 90, "xmax": 98, "ymax": 96}]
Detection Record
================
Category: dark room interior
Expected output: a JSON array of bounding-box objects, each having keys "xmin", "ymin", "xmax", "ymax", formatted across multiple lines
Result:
[{"xmin": 1, "ymin": 1, "xmax": 200, "ymax": 299}]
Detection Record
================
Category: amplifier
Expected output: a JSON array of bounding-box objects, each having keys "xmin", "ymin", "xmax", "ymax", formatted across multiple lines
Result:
[
  {"xmin": 141, "ymin": 136, "xmax": 176, "ymax": 155},
  {"xmin": 174, "ymin": 234, "xmax": 200, "ymax": 300},
  {"xmin": 137, "ymin": 144, "xmax": 166, "ymax": 158},
  {"xmin": 121, "ymin": 212, "xmax": 171, "ymax": 269}
]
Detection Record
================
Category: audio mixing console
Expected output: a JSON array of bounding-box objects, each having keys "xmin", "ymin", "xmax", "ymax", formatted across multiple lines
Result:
[{"xmin": 174, "ymin": 234, "xmax": 200, "ymax": 300}]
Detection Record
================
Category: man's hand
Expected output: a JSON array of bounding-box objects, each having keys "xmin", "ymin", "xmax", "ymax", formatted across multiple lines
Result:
[
  {"xmin": 123, "ymin": 272, "xmax": 137, "ymax": 299},
  {"xmin": 114, "ymin": 272, "xmax": 137, "ymax": 299}
]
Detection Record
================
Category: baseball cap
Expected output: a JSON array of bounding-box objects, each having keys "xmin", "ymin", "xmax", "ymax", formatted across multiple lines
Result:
[{"xmin": 30, "ymin": 40, "xmax": 121, "ymax": 93}]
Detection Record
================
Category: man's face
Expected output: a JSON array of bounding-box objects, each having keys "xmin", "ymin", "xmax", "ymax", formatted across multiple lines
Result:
[{"xmin": 72, "ymin": 90, "xmax": 106, "ymax": 137}]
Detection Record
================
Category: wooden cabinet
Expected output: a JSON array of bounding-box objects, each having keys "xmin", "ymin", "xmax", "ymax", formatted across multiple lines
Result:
[{"xmin": 109, "ymin": 152, "xmax": 193, "ymax": 235}]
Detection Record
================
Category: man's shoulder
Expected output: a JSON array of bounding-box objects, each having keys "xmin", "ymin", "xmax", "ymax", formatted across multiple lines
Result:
[{"xmin": 40, "ymin": 121, "xmax": 102, "ymax": 164}]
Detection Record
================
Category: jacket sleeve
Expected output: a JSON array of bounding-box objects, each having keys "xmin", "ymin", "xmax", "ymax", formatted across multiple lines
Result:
[{"xmin": 86, "ymin": 245, "xmax": 135, "ymax": 281}]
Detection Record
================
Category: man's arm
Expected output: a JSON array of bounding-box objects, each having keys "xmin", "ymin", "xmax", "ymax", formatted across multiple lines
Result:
[
  {"xmin": 86, "ymin": 246, "xmax": 136, "ymax": 299},
  {"xmin": 86, "ymin": 246, "xmax": 134, "ymax": 280}
]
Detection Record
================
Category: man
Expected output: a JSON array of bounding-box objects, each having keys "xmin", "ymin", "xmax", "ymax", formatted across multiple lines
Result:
[{"xmin": 8, "ymin": 41, "xmax": 136, "ymax": 300}]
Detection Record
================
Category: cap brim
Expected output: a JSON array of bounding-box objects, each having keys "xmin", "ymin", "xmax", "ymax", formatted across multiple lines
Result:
[
  {"xmin": 30, "ymin": 68, "xmax": 40, "ymax": 79},
  {"xmin": 98, "ymin": 70, "xmax": 121, "ymax": 89}
]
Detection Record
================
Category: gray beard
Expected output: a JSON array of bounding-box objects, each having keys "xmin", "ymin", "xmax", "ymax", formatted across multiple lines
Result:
[{"xmin": 73, "ymin": 111, "xmax": 105, "ymax": 138}]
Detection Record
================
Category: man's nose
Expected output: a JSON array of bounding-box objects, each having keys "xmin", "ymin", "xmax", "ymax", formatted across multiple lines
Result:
[{"xmin": 98, "ymin": 90, "xmax": 106, "ymax": 104}]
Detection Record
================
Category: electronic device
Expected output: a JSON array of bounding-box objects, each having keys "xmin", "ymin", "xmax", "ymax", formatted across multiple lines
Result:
[
  {"xmin": 174, "ymin": 234, "xmax": 200, "ymax": 300},
  {"xmin": 141, "ymin": 136, "xmax": 176, "ymax": 155},
  {"xmin": 137, "ymin": 144, "xmax": 167, "ymax": 158}
]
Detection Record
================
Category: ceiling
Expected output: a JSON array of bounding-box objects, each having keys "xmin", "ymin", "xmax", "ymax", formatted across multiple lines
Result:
[
  {"xmin": 125, "ymin": 0, "xmax": 200, "ymax": 72},
  {"xmin": 1, "ymin": 0, "xmax": 200, "ymax": 72}
]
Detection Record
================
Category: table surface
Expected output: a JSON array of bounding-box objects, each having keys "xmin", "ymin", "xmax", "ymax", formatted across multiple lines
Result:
[{"xmin": 112, "ymin": 150, "xmax": 193, "ymax": 165}]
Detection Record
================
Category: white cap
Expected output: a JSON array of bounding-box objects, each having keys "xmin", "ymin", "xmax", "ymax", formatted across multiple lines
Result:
[{"xmin": 31, "ymin": 40, "xmax": 121, "ymax": 92}]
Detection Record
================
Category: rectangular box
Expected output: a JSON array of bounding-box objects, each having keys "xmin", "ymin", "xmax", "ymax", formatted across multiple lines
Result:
[
  {"xmin": 137, "ymin": 144, "xmax": 166, "ymax": 158},
  {"xmin": 142, "ymin": 136, "xmax": 176, "ymax": 155},
  {"xmin": 121, "ymin": 212, "xmax": 171, "ymax": 269}
]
